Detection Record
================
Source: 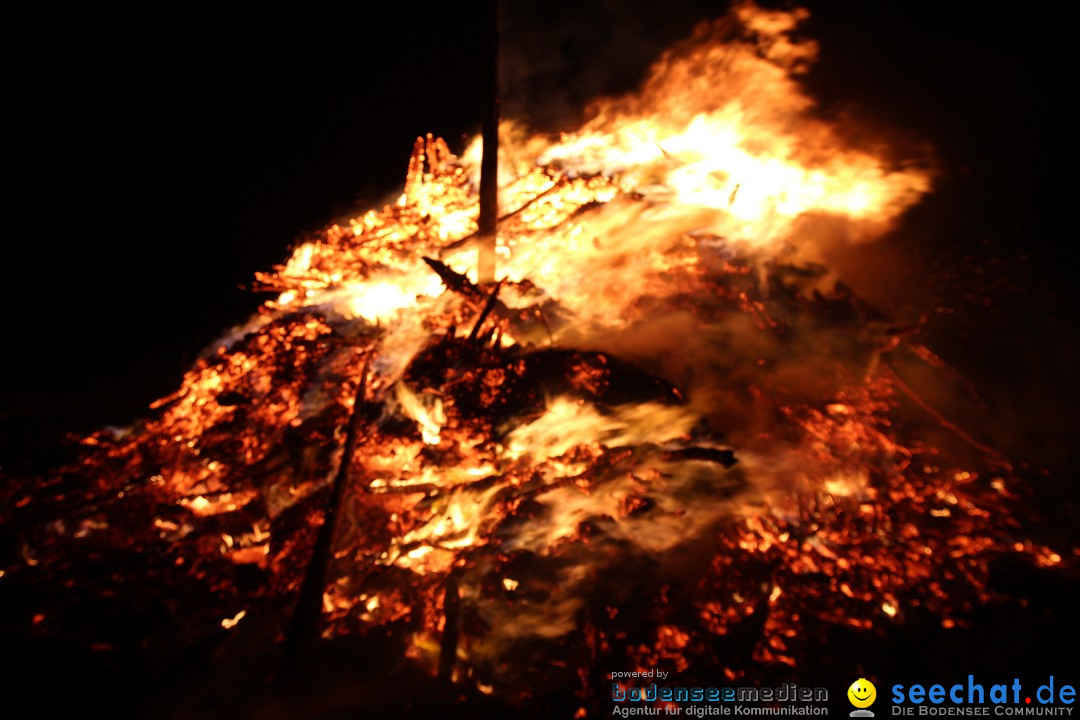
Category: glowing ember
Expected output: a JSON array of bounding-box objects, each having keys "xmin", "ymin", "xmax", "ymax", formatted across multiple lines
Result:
[{"xmin": 5, "ymin": 1, "xmax": 1069, "ymax": 711}]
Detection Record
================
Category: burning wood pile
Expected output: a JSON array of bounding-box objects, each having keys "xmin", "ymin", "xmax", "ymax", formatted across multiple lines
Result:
[{"xmin": 1, "ymin": 3, "xmax": 1069, "ymax": 717}]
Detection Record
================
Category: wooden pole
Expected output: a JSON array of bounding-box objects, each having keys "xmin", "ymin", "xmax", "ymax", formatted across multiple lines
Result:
[{"xmin": 477, "ymin": 0, "xmax": 499, "ymax": 283}]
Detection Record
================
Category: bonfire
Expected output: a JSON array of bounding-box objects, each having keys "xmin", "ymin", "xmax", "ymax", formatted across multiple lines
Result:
[{"xmin": 2, "ymin": 4, "xmax": 1068, "ymax": 718}]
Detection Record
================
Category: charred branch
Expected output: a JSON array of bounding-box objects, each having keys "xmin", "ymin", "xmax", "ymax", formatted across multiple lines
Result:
[
  {"xmin": 423, "ymin": 256, "xmax": 483, "ymax": 300},
  {"xmin": 277, "ymin": 357, "xmax": 371, "ymax": 679},
  {"xmin": 467, "ymin": 281, "xmax": 503, "ymax": 342}
]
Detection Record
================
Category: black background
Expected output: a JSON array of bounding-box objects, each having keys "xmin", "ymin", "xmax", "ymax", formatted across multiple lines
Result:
[{"xmin": 2, "ymin": 1, "xmax": 1077, "ymax": 713}]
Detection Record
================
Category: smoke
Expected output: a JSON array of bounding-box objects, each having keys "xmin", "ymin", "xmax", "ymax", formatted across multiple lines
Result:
[{"xmin": 498, "ymin": 0, "xmax": 727, "ymax": 133}]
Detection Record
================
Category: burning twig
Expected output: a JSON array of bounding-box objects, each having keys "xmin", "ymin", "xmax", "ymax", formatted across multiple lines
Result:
[
  {"xmin": 438, "ymin": 181, "xmax": 562, "ymax": 258},
  {"xmin": 467, "ymin": 281, "xmax": 503, "ymax": 343}
]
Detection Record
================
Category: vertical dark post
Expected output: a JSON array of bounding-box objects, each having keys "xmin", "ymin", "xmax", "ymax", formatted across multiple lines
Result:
[{"xmin": 477, "ymin": 0, "xmax": 499, "ymax": 283}]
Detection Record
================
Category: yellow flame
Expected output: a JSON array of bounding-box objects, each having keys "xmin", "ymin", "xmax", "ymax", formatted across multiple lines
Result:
[
  {"xmin": 220, "ymin": 610, "xmax": 246, "ymax": 629},
  {"xmin": 395, "ymin": 383, "xmax": 446, "ymax": 445}
]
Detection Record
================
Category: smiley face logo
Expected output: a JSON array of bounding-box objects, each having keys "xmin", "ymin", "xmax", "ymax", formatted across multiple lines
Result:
[{"xmin": 848, "ymin": 678, "xmax": 877, "ymax": 709}]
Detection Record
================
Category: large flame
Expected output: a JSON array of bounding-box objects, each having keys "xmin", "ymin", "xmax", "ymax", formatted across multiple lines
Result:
[{"xmin": 7, "ymin": 3, "xmax": 1067, "ymax": 714}]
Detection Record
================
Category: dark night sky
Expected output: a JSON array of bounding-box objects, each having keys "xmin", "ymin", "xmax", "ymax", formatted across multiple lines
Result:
[{"xmin": 4, "ymin": 1, "xmax": 1077, "ymax": 473}]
